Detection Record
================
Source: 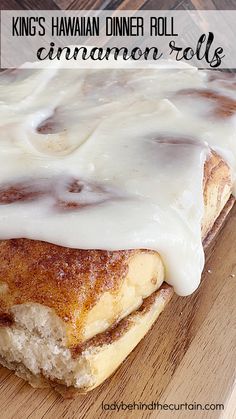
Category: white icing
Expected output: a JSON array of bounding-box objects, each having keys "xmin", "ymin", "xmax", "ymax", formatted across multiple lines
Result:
[{"xmin": 0, "ymin": 63, "xmax": 236, "ymax": 296}]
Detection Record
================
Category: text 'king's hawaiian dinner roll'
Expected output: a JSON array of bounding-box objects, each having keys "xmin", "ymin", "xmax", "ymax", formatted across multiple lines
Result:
[{"xmin": 0, "ymin": 63, "xmax": 235, "ymax": 395}]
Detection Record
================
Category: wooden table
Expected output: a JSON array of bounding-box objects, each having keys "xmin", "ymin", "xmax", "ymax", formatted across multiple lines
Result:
[
  {"xmin": 1, "ymin": 0, "xmax": 236, "ymax": 11},
  {"xmin": 0, "ymin": 1, "xmax": 236, "ymax": 418}
]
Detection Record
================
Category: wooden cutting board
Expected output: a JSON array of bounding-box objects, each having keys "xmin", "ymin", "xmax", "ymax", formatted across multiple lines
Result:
[{"xmin": 0, "ymin": 204, "xmax": 236, "ymax": 419}]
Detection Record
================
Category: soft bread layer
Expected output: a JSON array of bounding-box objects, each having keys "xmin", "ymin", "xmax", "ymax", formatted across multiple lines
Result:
[
  {"xmin": 0, "ymin": 151, "xmax": 232, "ymax": 347},
  {"xmin": 0, "ymin": 190, "xmax": 232, "ymax": 396},
  {"xmin": 0, "ymin": 285, "xmax": 173, "ymax": 393},
  {"xmin": 0, "ymin": 151, "xmax": 234, "ymax": 394},
  {"xmin": 84, "ymin": 252, "xmax": 164, "ymax": 341},
  {"xmin": 0, "ymin": 247, "xmax": 164, "ymax": 346}
]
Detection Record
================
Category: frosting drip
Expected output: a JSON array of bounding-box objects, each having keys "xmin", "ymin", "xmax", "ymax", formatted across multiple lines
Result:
[{"xmin": 0, "ymin": 64, "xmax": 235, "ymax": 295}]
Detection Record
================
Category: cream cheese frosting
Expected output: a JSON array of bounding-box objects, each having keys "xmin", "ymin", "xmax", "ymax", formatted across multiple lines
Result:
[{"xmin": 0, "ymin": 63, "xmax": 235, "ymax": 296}]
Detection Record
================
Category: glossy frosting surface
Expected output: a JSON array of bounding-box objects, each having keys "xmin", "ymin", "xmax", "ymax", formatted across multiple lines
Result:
[{"xmin": 0, "ymin": 64, "xmax": 235, "ymax": 295}]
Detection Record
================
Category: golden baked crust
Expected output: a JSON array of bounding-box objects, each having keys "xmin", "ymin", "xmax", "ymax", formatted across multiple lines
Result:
[
  {"xmin": 0, "ymin": 150, "xmax": 233, "ymax": 348},
  {"xmin": 0, "ymin": 243, "xmax": 136, "ymax": 342},
  {"xmin": 0, "ymin": 246, "xmax": 165, "ymax": 346},
  {"xmin": 0, "ymin": 150, "xmax": 234, "ymax": 396}
]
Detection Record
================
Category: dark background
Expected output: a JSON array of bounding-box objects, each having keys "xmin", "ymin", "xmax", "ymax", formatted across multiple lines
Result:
[{"xmin": 1, "ymin": 0, "xmax": 235, "ymax": 11}]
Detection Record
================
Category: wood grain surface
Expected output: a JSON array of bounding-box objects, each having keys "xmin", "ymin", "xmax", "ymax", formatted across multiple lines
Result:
[
  {"xmin": 0, "ymin": 1, "xmax": 236, "ymax": 418},
  {"xmin": 1, "ymin": 0, "xmax": 236, "ymax": 10}
]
